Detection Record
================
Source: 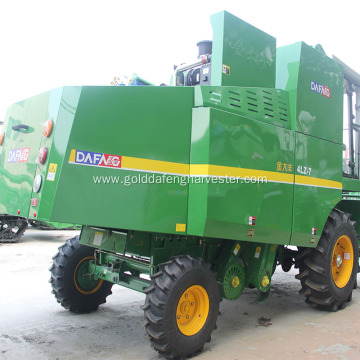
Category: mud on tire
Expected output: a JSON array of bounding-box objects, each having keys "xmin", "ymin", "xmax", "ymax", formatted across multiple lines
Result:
[
  {"xmin": 296, "ymin": 209, "xmax": 358, "ymax": 311},
  {"xmin": 49, "ymin": 236, "xmax": 113, "ymax": 313}
]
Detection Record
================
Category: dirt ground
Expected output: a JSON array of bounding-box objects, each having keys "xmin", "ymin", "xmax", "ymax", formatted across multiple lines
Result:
[{"xmin": 1, "ymin": 230, "xmax": 360, "ymax": 360}]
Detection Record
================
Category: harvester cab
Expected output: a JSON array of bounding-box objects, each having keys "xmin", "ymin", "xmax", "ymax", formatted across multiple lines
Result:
[{"xmin": 0, "ymin": 10, "xmax": 359, "ymax": 360}]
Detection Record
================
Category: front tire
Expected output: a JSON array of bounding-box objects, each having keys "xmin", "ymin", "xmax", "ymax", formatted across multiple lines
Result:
[
  {"xmin": 142, "ymin": 255, "xmax": 220, "ymax": 359},
  {"xmin": 296, "ymin": 209, "xmax": 358, "ymax": 311},
  {"xmin": 50, "ymin": 236, "xmax": 113, "ymax": 313}
]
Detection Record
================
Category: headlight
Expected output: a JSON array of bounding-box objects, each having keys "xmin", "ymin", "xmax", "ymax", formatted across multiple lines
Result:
[
  {"xmin": 37, "ymin": 147, "xmax": 48, "ymax": 165},
  {"xmin": 43, "ymin": 120, "xmax": 53, "ymax": 137},
  {"xmin": 33, "ymin": 174, "xmax": 42, "ymax": 193}
]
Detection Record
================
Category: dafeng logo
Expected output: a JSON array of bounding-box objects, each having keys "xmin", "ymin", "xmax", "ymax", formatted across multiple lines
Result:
[
  {"xmin": 69, "ymin": 149, "xmax": 122, "ymax": 169},
  {"xmin": 7, "ymin": 147, "xmax": 30, "ymax": 163},
  {"xmin": 311, "ymin": 81, "xmax": 331, "ymax": 98}
]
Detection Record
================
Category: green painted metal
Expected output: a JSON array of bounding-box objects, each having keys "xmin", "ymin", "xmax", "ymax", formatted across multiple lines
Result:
[
  {"xmin": 222, "ymin": 262, "xmax": 245, "ymax": 300},
  {"xmin": 244, "ymin": 243, "xmax": 277, "ymax": 292},
  {"xmin": 50, "ymin": 86, "xmax": 193, "ymax": 234},
  {"xmin": 88, "ymin": 256, "xmax": 151, "ymax": 293},
  {"xmin": 80, "ymin": 225, "xmax": 278, "ymax": 296},
  {"xmin": 30, "ymin": 87, "xmax": 82, "ymax": 222},
  {"xmin": 291, "ymin": 133, "xmax": 342, "ymax": 246},
  {"xmin": 276, "ymin": 42, "xmax": 344, "ymax": 142},
  {"xmin": 76, "ymin": 259, "xmax": 100, "ymax": 290},
  {"xmin": 0, "ymin": 91, "xmax": 52, "ymax": 216},
  {"xmin": 79, "ymin": 225, "xmax": 222, "ymax": 274},
  {"xmin": 194, "ymin": 86, "xmax": 291, "ymax": 129},
  {"xmin": 81, "ymin": 226, "xmax": 129, "ymax": 254},
  {"xmin": 0, "ymin": 11, "xmax": 355, "ymax": 300},
  {"xmin": 343, "ymin": 177, "xmax": 360, "ymax": 192},
  {"xmin": 188, "ymin": 106, "xmax": 295, "ymax": 245},
  {"xmin": 214, "ymin": 241, "xmax": 245, "ymax": 300},
  {"xmin": 276, "ymin": 41, "xmax": 344, "ymax": 247},
  {"xmin": 0, "ymin": 87, "xmax": 81, "ymax": 229},
  {"xmin": 211, "ymin": 11, "xmax": 276, "ymax": 88}
]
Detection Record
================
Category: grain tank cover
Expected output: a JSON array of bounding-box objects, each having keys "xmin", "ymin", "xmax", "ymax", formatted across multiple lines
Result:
[
  {"xmin": 210, "ymin": 11, "xmax": 276, "ymax": 88},
  {"xmin": 276, "ymin": 42, "xmax": 344, "ymax": 144}
]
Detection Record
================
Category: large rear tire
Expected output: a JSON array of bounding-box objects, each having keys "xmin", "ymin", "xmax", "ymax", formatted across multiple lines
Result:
[
  {"xmin": 296, "ymin": 209, "xmax": 358, "ymax": 311},
  {"xmin": 142, "ymin": 255, "xmax": 220, "ymax": 359},
  {"xmin": 49, "ymin": 236, "xmax": 113, "ymax": 313}
]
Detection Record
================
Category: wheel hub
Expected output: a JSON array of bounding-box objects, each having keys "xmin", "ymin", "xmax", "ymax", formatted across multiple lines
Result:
[
  {"xmin": 336, "ymin": 254, "xmax": 342, "ymax": 267},
  {"xmin": 331, "ymin": 235, "xmax": 354, "ymax": 288},
  {"xmin": 176, "ymin": 285, "xmax": 209, "ymax": 336},
  {"xmin": 231, "ymin": 276, "xmax": 240, "ymax": 288},
  {"xmin": 74, "ymin": 256, "xmax": 103, "ymax": 295},
  {"xmin": 179, "ymin": 300, "xmax": 191, "ymax": 315},
  {"xmin": 222, "ymin": 262, "xmax": 245, "ymax": 300}
]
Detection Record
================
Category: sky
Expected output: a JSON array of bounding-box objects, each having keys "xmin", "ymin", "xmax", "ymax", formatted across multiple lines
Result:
[{"xmin": 1, "ymin": 0, "xmax": 360, "ymax": 124}]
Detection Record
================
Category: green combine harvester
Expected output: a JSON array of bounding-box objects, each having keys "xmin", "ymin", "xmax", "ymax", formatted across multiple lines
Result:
[{"xmin": 1, "ymin": 10, "xmax": 360, "ymax": 359}]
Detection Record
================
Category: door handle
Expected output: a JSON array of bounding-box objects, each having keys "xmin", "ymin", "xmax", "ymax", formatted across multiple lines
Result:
[{"xmin": 12, "ymin": 124, "xmax": 29, "ymax": 132}]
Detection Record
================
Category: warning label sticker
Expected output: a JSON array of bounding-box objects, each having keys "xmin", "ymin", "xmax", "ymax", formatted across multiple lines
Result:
[
  {"xmin": 93, "ymin": 232, "xmax": 103, "ymax": 246},
  {"xmin": 222, "ymin": 64, "xmax": 230, "ymax": 75},
  {"xmin": 176, "ymin": 223, "xmax": 186, "ymax": 232},
  {"xmin": 255, "ymin": 246, "xmax": 262, "ymax": 258},
  {"xmin": 46, "ymin": 163, "xmax": 58, "ymax": 181}
]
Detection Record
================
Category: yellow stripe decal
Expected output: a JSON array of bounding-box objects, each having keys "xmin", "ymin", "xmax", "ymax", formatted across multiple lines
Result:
[
  {"xmin": 295, "ymin": 175, "xmax": 342, "ymax": 189},
  {"xmin": 120, "ymin": 160, "xmax": 342, "ymax": 190},
  {"xmin": 190, "ymin": 164, "xmax": 294, "ymax": 183},
  {"xmin": 121, "ymin": 156, "xmax": 189, "ymax": 175},
  {"xmin": 69, "ymin": 150, "xmax": 342, "ymax": 190}
]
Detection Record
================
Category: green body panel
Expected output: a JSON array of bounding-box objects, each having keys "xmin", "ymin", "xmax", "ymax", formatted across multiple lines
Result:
[
  {"xmin": 276, "ymin": 42, "xmax": 344, "ymax": 142},
  {"xmin": 0, "ymin": 91, "xmax": 52, "ymax": 216},
  {"xmin": 291, "ymin": 133, "xmax": 342, "ymax": 246},
  {"xmin": 30, "ymin": 87, "xmax": 82, "ymax": 221},
  {"xmin": 210, "ymin": 11, "xmax": 276, "ymax": 88},
  {"xmin": 276, "ymin": 41, "xmax": 344, "ymax": 246},
  {"xmin": 0, "ymin": 87, "xmax": 81, "ymax": 230},
  {"xmin": 188, "ymin": 106, "xmax": 294, "ymax": 244},
  {"xmin": 50, "ymin": 86, "xmax": 194, "ymax": 234},
  {"xmin": 194, "ymin": 86, "xmax": 291, "ymax": 129},
  {"xmin": 342, "ymin": 177, "xmax": 360, "ymax": 192},
  {"xmin": 81, "ymin": 226, "xmax": 128, "ymax": 254}
]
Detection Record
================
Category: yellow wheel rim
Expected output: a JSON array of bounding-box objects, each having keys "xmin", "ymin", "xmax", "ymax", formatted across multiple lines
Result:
[
  {"xmin": 331, "ymin": 235, "xmax": 354, "ymax": 288},
  {"xmin": 74, "ymin": 256, "xmax": 103, "ymax": 295},
  {"xmin": 176, "ymin": 285, "xmax": 209, "ymax": 336}
]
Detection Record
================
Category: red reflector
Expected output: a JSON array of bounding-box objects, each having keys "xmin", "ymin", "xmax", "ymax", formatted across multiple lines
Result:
[
  {"xmin": 31, "ymin": 198, "xmax": 38, "ymax": 207},
  {"xmin": 33, "ymin": 211, "xmax": 37, "ymax": 218},
  {"xmin": 0, "ymin": 131, "xmax": 4, "ymax": 146},
  {"xmin": 17, "ymin": 209, "xmax": 20, "ymax": 215},
  {"xmin": 43, "ymin": 120, "xmax": 53, "ymax": 137},
  {"xmin": 37, "ymin": 147, "xmax": 48, "ymax": 165}
]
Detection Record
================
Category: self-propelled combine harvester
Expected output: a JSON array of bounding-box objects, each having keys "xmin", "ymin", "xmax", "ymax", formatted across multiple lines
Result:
[{"xmin": 1, "ymin": 11, "xmax": 360, "ymax": 359}]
